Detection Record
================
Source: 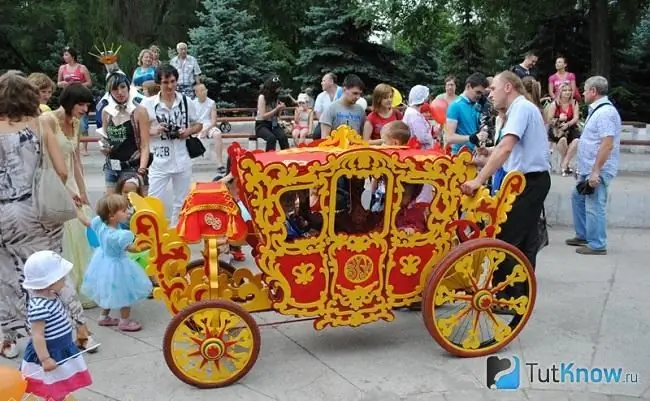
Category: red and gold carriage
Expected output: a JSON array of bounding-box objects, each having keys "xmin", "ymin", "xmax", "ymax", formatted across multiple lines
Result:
[{"xmin": 128, "ymin": 126, "xmax": 536, "ymax": 389}]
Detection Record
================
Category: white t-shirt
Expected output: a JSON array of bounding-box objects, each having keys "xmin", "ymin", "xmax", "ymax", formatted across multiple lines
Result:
[
  {"xmin": 314, "ymin": 86, "xmax": 343, "ymax": 117},
  {"xmin": 141, "ymin": 92, "xmax": 198, "ymax": 174},
  {"xmin": 194, "ymin": 97, "xmax": 215, "ymax": 129}
]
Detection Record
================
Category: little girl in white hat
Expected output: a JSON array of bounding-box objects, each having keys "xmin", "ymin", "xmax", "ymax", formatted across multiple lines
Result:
[{"xmin": 21, "ymin": 250, "xmax": 93, "ymax": 401}]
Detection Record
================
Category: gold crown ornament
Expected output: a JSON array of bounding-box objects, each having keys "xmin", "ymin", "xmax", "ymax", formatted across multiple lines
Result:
[{"xmin": 88, "ymin": 42, "xmax": 121, "ymax": 65}]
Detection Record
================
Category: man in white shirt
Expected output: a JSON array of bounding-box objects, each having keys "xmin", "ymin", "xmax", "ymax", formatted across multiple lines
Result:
[
  {"xmin": 140, "ymin": 64, "xmax": 202, "ymax": 226},
  {"xmin": 312, "ymin": 72, "xmax": 343, "ymax": 139},
  {"xmin": 170, "ymin": 42, "xmax": 201, "ymax": 98},
  {"xmin": 193, "ymin": 83, "xmax": 224, "ymax": 173}
]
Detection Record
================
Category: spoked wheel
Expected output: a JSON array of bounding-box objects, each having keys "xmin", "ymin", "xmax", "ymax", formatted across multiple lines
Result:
[
  {"xmin": 163, "ymin": 300, "xmax": 261, "ymax": 388},
  {"xmin": 186, "ymin": 259, "xmax": 236, "ymax": 279},
  {"xmin": 422, "ymin": 238, "xmax": 536, "ymax": 357}
]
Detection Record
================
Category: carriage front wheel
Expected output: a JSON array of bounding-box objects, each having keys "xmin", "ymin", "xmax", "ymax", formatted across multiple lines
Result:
[
  {"xmin": 422, "ymin": 238, "xmax": 536, "ymax": 357},
  {"xmin": 163, "ymin": 299, "xmax": 261, "ymax": 388}
]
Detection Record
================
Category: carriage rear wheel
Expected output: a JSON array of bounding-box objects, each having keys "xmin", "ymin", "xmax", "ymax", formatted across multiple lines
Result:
[
  {"xmin": 163, "ymin": 300, "xmax": 261, "ymax": 388},
  {"xmin": 422, "ymin": 238, "xmax": 536, "ymax": 357}
]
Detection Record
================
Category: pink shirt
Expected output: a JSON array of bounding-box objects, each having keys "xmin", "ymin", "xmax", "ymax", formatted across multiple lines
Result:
[{"xmin": 549, "ymin": 72, "xmax": 576, "ymax": 98}]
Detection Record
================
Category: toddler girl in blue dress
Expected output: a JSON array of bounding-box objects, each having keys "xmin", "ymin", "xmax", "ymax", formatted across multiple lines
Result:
[{"xmin": 78, "ymin": 194, "xmax": 152, "ymax": 332}]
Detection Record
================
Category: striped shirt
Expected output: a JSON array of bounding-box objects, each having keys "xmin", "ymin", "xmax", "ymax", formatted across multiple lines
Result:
[{"xmin": 27, "ymin": 297, "xmax": 72, "ymax": 340}]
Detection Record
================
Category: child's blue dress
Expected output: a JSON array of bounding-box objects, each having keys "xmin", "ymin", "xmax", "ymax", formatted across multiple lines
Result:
[{"xmin": 82, "ymin": 216, "xmax": 153, "ymax": 309}]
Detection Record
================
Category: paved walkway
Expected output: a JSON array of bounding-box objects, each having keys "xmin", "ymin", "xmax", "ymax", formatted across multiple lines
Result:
[{"xmin": 2, "ymin": 227, "xmax": 648, "ymax": 400}]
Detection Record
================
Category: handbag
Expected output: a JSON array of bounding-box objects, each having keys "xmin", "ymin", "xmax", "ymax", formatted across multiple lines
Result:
[
  {"xmin": 32, "ymin": 117, "xmax": 78, "ymax": 223},
  {"xmin": 537, "ymin": 206, "xmax": 549, "ymax": 252},
  {"xmin": 181, "ymin": 94, "xmax": 206, "ymax": 159}
]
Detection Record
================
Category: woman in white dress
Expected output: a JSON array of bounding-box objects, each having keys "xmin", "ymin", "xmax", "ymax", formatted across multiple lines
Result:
[{"xmin": 43, "ymin": 84, "xmax": 96, "ymax": 312}]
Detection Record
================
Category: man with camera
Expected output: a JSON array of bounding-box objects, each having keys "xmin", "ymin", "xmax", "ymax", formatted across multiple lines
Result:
[
  {"xmin": 140, "ymin": 64, "xmax": 202, "ymax": 227},
  {"xmin": 566, "ymin": 76, "xmax": 621, "ymax": 255}
]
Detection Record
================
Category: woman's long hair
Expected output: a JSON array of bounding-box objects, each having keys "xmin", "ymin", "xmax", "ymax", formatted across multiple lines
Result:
[
  {"xmin": 260, "ymin": 76, "xmax": 281, "ymax": 104},
  {"xmin": 522, "ymin": 76, "xmax": 542, "ymax": 111}
]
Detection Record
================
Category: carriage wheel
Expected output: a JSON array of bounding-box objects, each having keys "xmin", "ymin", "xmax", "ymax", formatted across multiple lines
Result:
[
  {"xmin": 422, "ymin": 238, "xmax": 536, "ymax": 357},
  {"xmin": 163, "ymin": 300, "xmax": 261, "ymax": 388},
  {"xmin": 186, "ymin": 259, "xmax": 236, "ymax": 279}
]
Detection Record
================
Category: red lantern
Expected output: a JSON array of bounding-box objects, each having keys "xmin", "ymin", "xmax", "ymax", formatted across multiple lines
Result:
[{"xmin": 430, "ymin": 98, "xmax": 448, "ymax": 125}]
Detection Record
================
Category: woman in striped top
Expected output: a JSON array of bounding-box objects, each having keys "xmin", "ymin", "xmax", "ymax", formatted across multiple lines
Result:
[{"xmin": 21, "ymin": 251, "xmax": 92, "ymax": 401}]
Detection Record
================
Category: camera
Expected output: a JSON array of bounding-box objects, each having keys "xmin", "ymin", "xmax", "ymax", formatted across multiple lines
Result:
[
  {"xmin": 478, "ymin": 94, "xmax": 496, "ymax": 146},
  {"xmin": 163, "ymin": 124, "xmax": 182, "ymax": 139}
]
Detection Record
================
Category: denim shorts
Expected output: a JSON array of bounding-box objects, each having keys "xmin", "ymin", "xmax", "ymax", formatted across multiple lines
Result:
[{"xmin": 104, "ymin": 165, "xmax": 148, "ymax": 186}]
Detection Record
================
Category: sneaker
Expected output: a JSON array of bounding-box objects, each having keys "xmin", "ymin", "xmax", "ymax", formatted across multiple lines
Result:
[
  {"xmin": 576, "ymin": 246, "xmax": 607, "ymax": 255},
  {"xmin": 1, "ymin": 341, "xmax": 18, "ymax": 359},
  {"xmin": 565, "ymin": 237, "xmax": 588, "ymax": 246}
]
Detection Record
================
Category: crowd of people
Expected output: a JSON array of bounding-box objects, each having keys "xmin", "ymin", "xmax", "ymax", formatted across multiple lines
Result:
[{"xmin": 0, "ymin": 43, "xmax": 622, "ymax": 400}]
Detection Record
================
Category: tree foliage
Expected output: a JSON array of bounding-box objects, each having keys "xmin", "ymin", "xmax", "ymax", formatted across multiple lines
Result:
[
  {"xmin": 188, "ymin": 0, "xmax": 282, "ymax": 107},
  {"xmin": 1, "ymin": 0, "xmax": 650, "ymax": 118}
]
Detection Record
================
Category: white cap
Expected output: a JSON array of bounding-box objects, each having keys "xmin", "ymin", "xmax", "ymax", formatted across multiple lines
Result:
[
  {"xmin": 408, "ymin": 85, "xmax": 430, "ymax": 106},
  {"xmin": 23, "ymin": 251, "xmax": 73, "ymax": 290},
  {"xmin": 297, "ymin": 93, "xmax": 309, "ymax": 103},
  {"xmin": 356, "ymin": 97, "xmax": 368, "ymax": 110}
]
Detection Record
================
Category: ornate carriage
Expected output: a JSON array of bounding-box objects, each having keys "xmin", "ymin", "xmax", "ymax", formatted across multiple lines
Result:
[{"xmin": 129, "ymin": 126, "xmax": 536, "ymax": 389}]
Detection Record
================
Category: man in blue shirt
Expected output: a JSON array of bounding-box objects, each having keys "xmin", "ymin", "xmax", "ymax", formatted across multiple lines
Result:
[
  {"xmin": 445, "ymin": 72, "xmax": 490, "ymax": 154},
  {"xmin": 566, "ymin": 76, "xmax": 621, "ymax": 255}
]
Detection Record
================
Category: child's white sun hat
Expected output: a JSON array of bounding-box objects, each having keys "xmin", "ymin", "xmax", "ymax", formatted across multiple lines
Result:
[{"xmin": 23, "ymin": 251, "xmax": 73, "ymax": 290}]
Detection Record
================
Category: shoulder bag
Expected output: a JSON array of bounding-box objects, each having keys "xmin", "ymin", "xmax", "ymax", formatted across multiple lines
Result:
[
  {"xmin": 32, "ymin": 116, "xmax": 78, "ymax": 223},
  {"xmin": 183, "ymin": 95, "xmax": 207, "ymax": 159}
]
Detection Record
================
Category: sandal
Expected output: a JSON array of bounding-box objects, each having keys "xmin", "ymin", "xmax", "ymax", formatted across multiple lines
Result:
[
  {"xmin": 118, "ymin": 320, "xmax": 142, "ymax": 332},
  {"xmin": 98, "ymin": 316, "xmax": 120, "ymax": 327},
  {"xmin": 232, "ymin": 249, "xmax": 246, "ymax": 262},
  {"xmin": 1, "ymin": 340, "xmax": 18, "ymax": 359}
]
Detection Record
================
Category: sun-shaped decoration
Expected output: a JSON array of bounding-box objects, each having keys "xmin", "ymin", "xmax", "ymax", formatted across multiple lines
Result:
[{"xmin": 88, "ymin": 42, "xmax": 121, "ymax": 65}]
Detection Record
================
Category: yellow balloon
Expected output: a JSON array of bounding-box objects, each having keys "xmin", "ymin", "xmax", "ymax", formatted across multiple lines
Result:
[
  {"xmin": 0, "ymin": 366, "xmax": 27, "ymax": 401},
  {"xmin": 391, "ymin": 87, "xmax": 403, "ymax": 108}
]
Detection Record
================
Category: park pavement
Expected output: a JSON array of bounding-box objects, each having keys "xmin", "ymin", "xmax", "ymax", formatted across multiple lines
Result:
[{"xmin": 1, "ymin": 227, "xmax": 649, "ymax": 401}]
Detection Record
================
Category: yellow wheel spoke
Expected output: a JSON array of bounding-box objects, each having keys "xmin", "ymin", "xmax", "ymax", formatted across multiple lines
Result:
[
  {"xmin": 164, "ymin": 300, "xmax": 261, "ymax": 388},
  {"xmin": 490, "ymin": 264, "xmax": 529, "ymax": 295}
]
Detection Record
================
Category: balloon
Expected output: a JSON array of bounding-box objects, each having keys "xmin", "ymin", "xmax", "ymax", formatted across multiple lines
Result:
[
  {"xmin": 0, "ymin": 366, "xmax": 27, "ymax": 401},
  {"xmin": 391, "ymin": 87, "xmax": 403, "ymax": 108},
  {"xmin": 356, "ymin": 97, "xmax": 368, "ymax": 111},
  {"xmin": 430, "ymin": 98, "xmax": 448, "ymax": 125},
  {"xmin": 86, "ymin": 227, "xmax": 100, "ymax": 248}
]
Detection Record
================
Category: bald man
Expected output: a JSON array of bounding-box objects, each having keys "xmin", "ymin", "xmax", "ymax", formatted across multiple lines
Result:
[{"xmin": 170, "ymin": 42, "xmax": 202, "ymax": 98}]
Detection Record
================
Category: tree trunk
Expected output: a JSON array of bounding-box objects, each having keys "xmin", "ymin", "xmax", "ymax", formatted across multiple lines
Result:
[{"xmin": 589, "ymin": 0, "xmax": 610, "ymax": 78}]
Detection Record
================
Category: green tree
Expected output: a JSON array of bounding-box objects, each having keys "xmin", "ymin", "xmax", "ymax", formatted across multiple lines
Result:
[
  {"xmin": 296, "ymin": 0, "xmax": 433, "ymax": 94},
  {"xmin": 188, "ymin": 0, "xmax": 283, "ymax": 107}
]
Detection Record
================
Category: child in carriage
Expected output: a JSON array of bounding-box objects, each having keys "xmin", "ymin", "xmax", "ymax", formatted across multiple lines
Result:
[{"xmin": 362, "ymin": 121, "xmax": 433, "ymax": 229}]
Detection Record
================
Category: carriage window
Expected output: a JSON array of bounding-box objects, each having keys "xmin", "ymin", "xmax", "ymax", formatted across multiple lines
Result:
[
  {"xmin": 280, "ymin": 188, "xmax": 324, "ymax": 241},
  {"xmin": 392, "ymin": 181, "xmax": 434, "ymax": 235},
  {"xmin": 333, "ymin": 173, "xmax": 389, "ymax": 235}
]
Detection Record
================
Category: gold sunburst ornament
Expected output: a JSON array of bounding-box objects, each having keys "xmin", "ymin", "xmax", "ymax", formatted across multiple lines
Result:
[{"xmin": 88, "ymin": 42, "xmax": 122, "ymax": 65}]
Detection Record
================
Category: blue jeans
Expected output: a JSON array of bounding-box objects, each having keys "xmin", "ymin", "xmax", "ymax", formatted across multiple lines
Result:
[{"xmin": 571, "ymin": 173, "xmax": 612, "ymax": 250}]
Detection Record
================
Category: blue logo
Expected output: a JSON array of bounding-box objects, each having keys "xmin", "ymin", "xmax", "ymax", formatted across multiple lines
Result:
[{"xmin": 486, "ymin": 355, "xmax": 521, "ymax": 389}]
